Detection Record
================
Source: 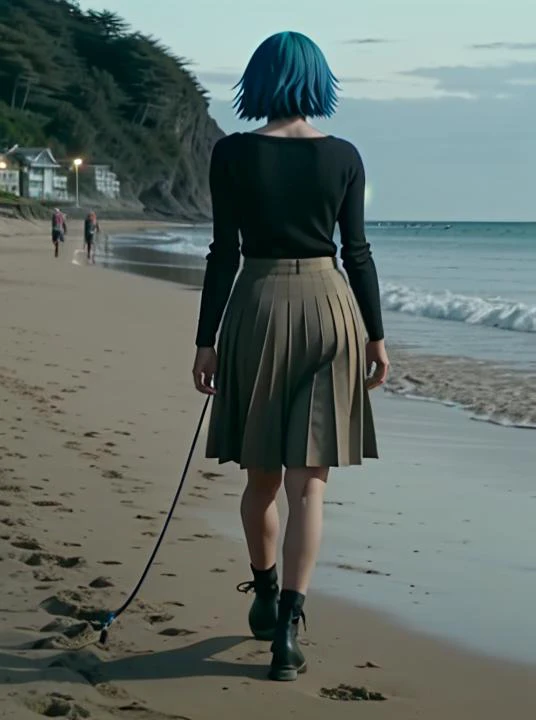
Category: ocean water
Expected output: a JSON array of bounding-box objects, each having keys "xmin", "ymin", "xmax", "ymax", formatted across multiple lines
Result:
[{"xmin": 99, "ymin": 221, "xmax": 536, "ymax": 366}]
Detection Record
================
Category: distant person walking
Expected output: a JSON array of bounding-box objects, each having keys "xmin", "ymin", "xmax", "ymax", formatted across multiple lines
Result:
[
  {"xmin": 51, "ymin": 208, "xmax": 67, "ymax": 258},
  {"xmin": 84, "ymin": 210, "xmax": 100, "ymax": 263}
]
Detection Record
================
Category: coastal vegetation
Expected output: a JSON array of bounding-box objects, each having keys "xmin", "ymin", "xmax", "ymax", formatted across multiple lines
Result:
[{"xmin": 0, "ymin": 0, "xmax": 222, "ymax": 216}]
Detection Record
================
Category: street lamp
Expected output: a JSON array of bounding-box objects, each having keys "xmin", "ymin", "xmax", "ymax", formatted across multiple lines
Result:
[{"xmin": 73, "ymin": 158, "xmax": 83, "ymax": 207}]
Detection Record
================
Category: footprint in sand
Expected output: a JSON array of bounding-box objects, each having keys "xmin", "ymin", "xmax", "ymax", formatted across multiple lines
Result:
[
  {"xmin": 89, "ymin": 576, "xmax": 114, "ymax": 589},
  {"xmin": 21, "ymin": 552, "xmax": 85, "ymax": 570},
  {"xmin": 146, "ymin": 612, "xmax": 174, "ymax": 625},
  {"xmin": 0, "ymin": 484, "xmax": 22, "ymax": 494},
  {"xmin": 81, "ymin": 452, "xmax": 100, "ymax": 460},
  {"xmin": 11, "ymin": 537, "xmax": 42, "ymax": 551},
  {"xmin": 319, "ymin": 685, "xmax": 387, "ymax": 702},
  {"xmin": 32, "ymin": 500, "xmax": 63, "ymax": 508},
  {"xmin": 102, "ymin": 470, "xmax": 123, "ymax": 479},
  {"xmin": 40, "ymin": 590, "xmax": 110, "ymax": 625},
  {"xmin": 2, "ymin": 517, "xmax": 25, "ymax": 527},
  {"xmin": 34, "ymin": 571, "xmax": 64, "ymax": 583},
  {"xmin": 158, "ymin": 627, "xmax": 196, "ymax": 637},
  {"xmin": 23, "ymin": 692, "xmax": 91, "ymax": 718},
  {"xmin": 63, "ymin": 440, "xmax": 81, "ymax": 450},
  {"xmin": 199, "ymin": 471, "xmax": 223, "ymax": 481},
  {"xmin": 93, "ymin": 682, "xmax": 130, "ymax": 700}
]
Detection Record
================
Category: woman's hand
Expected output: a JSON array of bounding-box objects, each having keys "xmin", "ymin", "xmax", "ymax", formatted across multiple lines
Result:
[
  {"xmin": 192, "ymin": 347, "xmax": 217, "ymax": 395},
  {"xmin": 365, "ymin": 340, "xmax": 390, "ymax": 391}
]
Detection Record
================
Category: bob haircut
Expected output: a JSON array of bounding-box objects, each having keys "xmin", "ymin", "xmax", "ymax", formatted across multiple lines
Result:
[{"xmin": 233, "ymin": 31, "xmax": 339, "ymax": 121}]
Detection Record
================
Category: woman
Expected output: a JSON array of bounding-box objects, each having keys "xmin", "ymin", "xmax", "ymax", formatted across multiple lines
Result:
[{"xmin": 192, "ymin": 31, "xmax": 389, "ymax": 682}]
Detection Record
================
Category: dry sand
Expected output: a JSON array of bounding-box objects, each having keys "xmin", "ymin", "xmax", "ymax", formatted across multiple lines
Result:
[{"xmin": 1, "ymin": 216, "xmax": 535, "ymax": 719}]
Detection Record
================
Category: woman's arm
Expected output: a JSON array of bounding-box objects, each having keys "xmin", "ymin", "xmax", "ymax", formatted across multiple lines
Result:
[
  {"xmin": 338, "ymin": 148, "xmax": 384, "ymax": 342},
  {"xmin": 195, "ymin": 138, "xmax": 241, "ymax": 348}
]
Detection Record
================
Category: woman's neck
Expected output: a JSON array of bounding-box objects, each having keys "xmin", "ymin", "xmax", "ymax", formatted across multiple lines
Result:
[{"xmin": 253, "ymin": 117, "xmax": 326, "ymax": 138}]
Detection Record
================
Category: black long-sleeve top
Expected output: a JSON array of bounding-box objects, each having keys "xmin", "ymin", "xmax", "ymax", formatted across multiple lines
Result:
[{"xmin": 195, "ymin": 132, "xmax": 384, "ymax": 347}]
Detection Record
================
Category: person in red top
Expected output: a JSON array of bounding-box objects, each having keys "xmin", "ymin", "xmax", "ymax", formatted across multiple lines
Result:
[{"xmin": 51, "ymin": 208, "xmax": 67, "ymax": 258}]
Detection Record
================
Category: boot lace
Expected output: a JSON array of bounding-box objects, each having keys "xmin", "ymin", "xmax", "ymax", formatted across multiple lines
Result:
[{"xmin": 236, "ymin": 580, "xmax": 255, "ymax": 594}]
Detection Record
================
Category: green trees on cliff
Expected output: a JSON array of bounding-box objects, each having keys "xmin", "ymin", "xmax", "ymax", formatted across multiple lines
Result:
[{"xmin": 0, "ymin": 0, "xmax": 216, "ymax": 206}]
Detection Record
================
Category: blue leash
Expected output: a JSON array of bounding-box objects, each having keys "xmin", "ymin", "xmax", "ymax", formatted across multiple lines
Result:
[{"xmin": 95, "ymin": 396, "xmax": 211, "ymax": 645}]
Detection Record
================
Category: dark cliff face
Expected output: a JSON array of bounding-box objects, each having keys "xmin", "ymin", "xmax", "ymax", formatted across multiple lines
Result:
[
  {"xmin": 0, "ymin": 0, "xmax": 225, "ymax": 218},
  {"xmin": 140, "ymin": 112, "xmax": 224, "ymax": 219}
]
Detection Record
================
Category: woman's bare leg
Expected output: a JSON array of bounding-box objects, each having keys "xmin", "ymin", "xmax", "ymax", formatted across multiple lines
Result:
[
  {"xmin": 268, "ymin": 466, "xmax": 329, "ymax": 681},
  {"xmin": 241, "ymin": 469, "xmax": 282, "ymax": 570},
  {"xmin": 282, "ymin": 467, "xmax": 329, "ymax": 594}
]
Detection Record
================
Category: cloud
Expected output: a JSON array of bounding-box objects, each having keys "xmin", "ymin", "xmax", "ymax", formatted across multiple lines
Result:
[
  {"xmin": 339, "ymin": 76, "xmax": 369, "ymax": 84},
  {"xmin": 471, "ymin": 41, "xmax": 536, "ymax": 51},
  {"xmin": 400, "ymin": 61, "xmax": 536, "ymax": 98},
  {"xmin": 344, "ymin": 38, "xmax": 390, "ymax": 45}
]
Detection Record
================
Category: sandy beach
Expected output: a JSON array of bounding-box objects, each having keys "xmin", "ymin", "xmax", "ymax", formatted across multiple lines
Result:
[{"xmin": 1, "ymin": 216, "xmax": 536, "ymax": 720}]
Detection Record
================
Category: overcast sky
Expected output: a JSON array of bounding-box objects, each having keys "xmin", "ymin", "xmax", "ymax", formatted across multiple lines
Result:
[{"xmin": 79, "ymin": 0, "xmax": 535, "ymax": 220}]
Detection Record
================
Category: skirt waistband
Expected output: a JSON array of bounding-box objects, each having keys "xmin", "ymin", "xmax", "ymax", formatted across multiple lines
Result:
[{"xmin": 242, "ymin": 257, "xmax": 337, "ymax": 275}]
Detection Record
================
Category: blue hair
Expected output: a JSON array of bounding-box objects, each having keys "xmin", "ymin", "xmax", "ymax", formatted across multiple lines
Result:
[{"xmin": 233, "ymin": 31, "xmax": 339, "ymax": 121}]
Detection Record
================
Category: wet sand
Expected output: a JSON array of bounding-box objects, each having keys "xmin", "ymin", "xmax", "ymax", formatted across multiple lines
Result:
[{"xmin": 1, "ymin": 217, "xmax": 535, "ymax": 719}]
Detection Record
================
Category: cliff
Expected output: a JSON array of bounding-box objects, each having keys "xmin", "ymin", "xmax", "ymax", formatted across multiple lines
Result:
[{"xmin": 0, "ymin": 0, "xmax": 223, "ymax": 218}]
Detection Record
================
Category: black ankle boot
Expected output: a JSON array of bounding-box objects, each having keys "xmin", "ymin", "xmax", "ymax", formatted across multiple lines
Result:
[
  {"xmin": 237, "ymin": 565, "xmax": 279, "ymax": 641},
  {"xmin": 269, "ymin": 589, "xmax": 307, "ymax": 681}
]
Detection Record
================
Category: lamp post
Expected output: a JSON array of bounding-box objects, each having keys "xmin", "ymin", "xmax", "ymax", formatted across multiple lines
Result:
[{"xmin": 73, "ymin": 158, "xmax": 83, "ymax": 207}]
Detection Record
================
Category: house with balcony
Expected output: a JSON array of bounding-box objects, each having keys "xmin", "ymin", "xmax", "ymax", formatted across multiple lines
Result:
[
  {"xmin": 0, "ymin": 153, "xmax": 20, "ymax": 196},
  {"xmin": 7, "ymin": 147, "xmax": 69, "ymax": 202}
]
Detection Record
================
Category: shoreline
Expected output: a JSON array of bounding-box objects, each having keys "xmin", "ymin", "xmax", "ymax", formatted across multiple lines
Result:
[
  {"xmin": 98, "ymin": 234, "xmax": 536, "ymax": 429},
  {"xmin": 2, "ymin": 217, "xmax": 536, "ymax": 718}
]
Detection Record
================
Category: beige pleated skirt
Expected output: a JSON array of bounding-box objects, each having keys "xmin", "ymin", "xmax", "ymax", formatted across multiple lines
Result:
[{"xmin": 206, "ymin": 257, "xmax": 378, "ymax": 470}]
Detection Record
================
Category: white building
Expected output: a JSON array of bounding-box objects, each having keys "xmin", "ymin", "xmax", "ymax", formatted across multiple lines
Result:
[
  {"xmin": 0, "ymin": 156, "xmax": 20, "ymax": 196},
  {"xmin": 8, "ymin": 147, "xmax": 69, "ymax": 201},
  {"xmin": 91, "ymin": 164, "xmax": 121, "ymax": 200}
]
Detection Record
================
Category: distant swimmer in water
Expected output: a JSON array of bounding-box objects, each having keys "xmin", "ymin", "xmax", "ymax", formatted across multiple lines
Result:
[
  {"xmin": 84, "ymin": 210, "xmax": 100, "ymax": 263},
  {"xmin": 51, "ymin": 208, "xmax": 67, "ymax": 258}
]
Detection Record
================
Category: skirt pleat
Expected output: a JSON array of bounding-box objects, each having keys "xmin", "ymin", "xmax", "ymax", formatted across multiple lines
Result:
[{"xmin": 205, "ymin": 257, "xmax": 379, "ymax": 471}]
